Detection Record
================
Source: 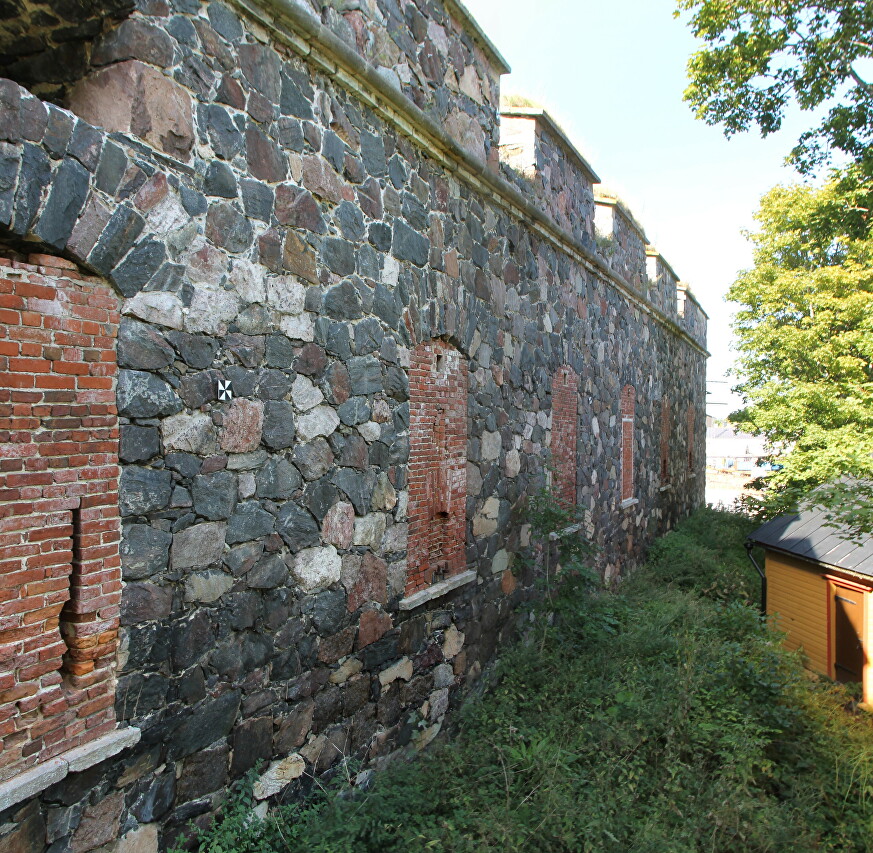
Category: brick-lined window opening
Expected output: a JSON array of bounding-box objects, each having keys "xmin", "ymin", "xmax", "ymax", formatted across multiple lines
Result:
[
  {"xmin": 407, "ymin": 341, "xmax": 467, "ymax": 596},
  {"xmin": 551, "ymin": 366, "xmax": 579, "ymax": 507},
  {"xmin": 0, "ymin": 255, "xmax": 121, "ymax": 783},
  {"xmin": 660, "ymin": 396, "xmax": 670, "ymax": 484},
  {"xmin": 621, "ymin": 385, "xmax": 635, "ymax": 502}
]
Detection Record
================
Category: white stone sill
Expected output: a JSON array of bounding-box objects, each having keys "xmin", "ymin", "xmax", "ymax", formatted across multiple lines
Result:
[
  {"xmin": 659, "ymin": 483, "xmax": 672, "ymax": 493},
  {"xmin": 0, "ymin": 726, "xmax": 140, "ymax": 813},
  {"xmin": 620, "ymin": 498, "xmax": 639, "ymax": 509},
  {"xmin": 399, "ymin": 570, "xmax": 477, "ymax": 611}
]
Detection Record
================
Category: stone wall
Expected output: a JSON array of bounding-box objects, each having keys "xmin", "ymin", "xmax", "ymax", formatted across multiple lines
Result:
[
  {"xmin": 0, "ymin": 1, "xmax": 707, "ymax": 850},
  {"xmin": 594, "ymin": 192, "xmax": 649, "ymax": 293}
]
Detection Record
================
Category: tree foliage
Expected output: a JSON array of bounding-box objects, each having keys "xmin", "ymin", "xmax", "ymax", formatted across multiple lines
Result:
[
  {"xmin": 677, "ymin": 0, "xmax": 873, "ymax": 173},
  {"xmin": 728, "ymin": 172, "xmax": 873, "ymax": 524}
]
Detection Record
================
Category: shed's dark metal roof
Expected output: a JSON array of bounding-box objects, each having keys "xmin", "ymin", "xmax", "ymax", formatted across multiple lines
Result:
[{"xmin": 749, "ymin": 505, "xmax": 873, "ymax": 577}]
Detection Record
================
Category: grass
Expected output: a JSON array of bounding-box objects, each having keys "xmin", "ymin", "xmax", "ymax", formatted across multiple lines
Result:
[{"xmin": 177, "ymin": 507, "xmax": 873, "ymax": 852}]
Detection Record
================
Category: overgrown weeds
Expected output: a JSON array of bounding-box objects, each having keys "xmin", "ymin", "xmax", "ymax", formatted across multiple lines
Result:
[{"xmin": 177, "ymin": 507, "xmax": 873, "ymax": 852}]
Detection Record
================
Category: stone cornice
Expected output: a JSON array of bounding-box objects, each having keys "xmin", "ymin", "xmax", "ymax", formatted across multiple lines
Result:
[
  {"xmin": 232, "ymin": 0, "xmax": 709, "ymax": 358},
  {"xmin": 443, "ymin": 0, "xmax": 512, "ymax": 75}
]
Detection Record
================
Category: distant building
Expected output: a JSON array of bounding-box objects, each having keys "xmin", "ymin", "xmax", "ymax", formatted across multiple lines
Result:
[{"xmin": 706, "ymin": 424, "xmax": 769, "ymax": 471}]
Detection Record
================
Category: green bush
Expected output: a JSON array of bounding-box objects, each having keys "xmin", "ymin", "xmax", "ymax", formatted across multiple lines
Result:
[{"xmin": 178, "ymin": 508, "xmax": 873, "ymax": 852}]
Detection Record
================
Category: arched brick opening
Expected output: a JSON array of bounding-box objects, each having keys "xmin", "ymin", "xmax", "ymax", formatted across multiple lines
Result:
[
  {"xmin": 0, "ymin": 252, "xmax": 121, "ymax": 781},
  {"xmin": 620, "ymin": 384, "xmax": 635, "ymax": 502},
  {"xmin": 550, "ymin": 365, "xmax": 578, "ymax": 507},
  {"xmin": 406, "ymin": 340, "xmax": 467, "ymax": 596}
]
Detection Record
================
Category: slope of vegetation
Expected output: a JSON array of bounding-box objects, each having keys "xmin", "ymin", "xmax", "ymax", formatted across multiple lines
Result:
[{"xmin": 179, "ymin": 508, "xmax": 873, "ymax": 852}]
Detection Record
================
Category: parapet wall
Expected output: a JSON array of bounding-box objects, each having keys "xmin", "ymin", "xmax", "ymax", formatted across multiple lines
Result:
[{"xmin": 0, "ymin": 1, "xmax": 707, "ymax": 850}]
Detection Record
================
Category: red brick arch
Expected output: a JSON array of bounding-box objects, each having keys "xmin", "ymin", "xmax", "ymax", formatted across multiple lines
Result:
[
  {"xmin": 406, "ymin": 340, "xmax": 467, "ymax": 596},
  {"xmin": 550, "ymin": 366, "xmax": 578, "ymax": 507}
]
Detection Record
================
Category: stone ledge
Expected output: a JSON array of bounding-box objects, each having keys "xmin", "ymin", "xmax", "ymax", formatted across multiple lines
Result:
[
  {"xmin": 0, "ymin": 727, "xmax": 140, "ymax": 813},
  {"xmin": 399, "ymin": 570, "xmax": 478, "ymax": 611},
  {"xmin": 620, "ymin": 498, "xmax": 639, "ymax": 509},
  {"xmin": 659, "ymin": 483, "xmax": 673, "ymax": 493}
]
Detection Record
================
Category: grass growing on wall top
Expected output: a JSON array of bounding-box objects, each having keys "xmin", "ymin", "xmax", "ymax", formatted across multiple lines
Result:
[{"xmin": 178, "ymin": 508, "xmax": 873, "ymax": 852}]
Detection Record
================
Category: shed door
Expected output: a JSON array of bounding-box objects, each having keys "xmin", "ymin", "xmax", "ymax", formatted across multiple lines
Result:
[{"xmin": 830, "ymin": 581, "xmax": 866, "ymax": 684}]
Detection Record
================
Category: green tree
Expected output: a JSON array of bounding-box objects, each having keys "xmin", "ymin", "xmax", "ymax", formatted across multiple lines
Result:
[
  {"xmin": 677, "ymin": 0, "xmax": 873, "ymax": 173},
  {"xmin": 728, "ymin": 174, "xmax": 873, "ymax": 526}
]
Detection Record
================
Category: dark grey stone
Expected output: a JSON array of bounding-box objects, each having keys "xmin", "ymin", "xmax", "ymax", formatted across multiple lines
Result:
[
  {"xmin": 239, "ymin": 43, "xmax": 281, "ymax": 102},
  {"xmin": 373, "ymin": 282, "xmax": 400, "ymax": 327},
  {"xmin": 255, "ymin": 457, "xmax": 301, "ymax": 499},
  {"xmin": 168, "ymin": 332, "xmax": 219, "ymax": 369},
  {"xmin": 120, "ymin": 467, "xmax": 174, "ymax": 517},
  {"xmin": 326, "ymin": 323, "xmax": 352, "ymax": 360},
  {"xmin": 20, "ymin": 96, "xmax": 47, "ymax": 143},
  {"xmin": 385, "ymin": 365, "xmax": 409, "ymax": 401},
  {"xmin": 12, "ymin": 143, "xmax": 50, "ymax": 236},
  {"xmin": 0, "ymin": 79, "xmax": 20, "ymax": 144},
  {"xmin": 241, "ymin": 179, "xmax": 273, "ymax": 222},
  {"xmin": 118, "ymin": 370, "xmax": 182, "ymax": 418},
  {"xmin": 280, "ymin": 73, "xmax": 313, "ymax": 119},
  {"xmin": 118, "ymin": 318, "xmax": 175, "ymax": 370},
  {"xmin": 0, "ymin": 148, "xmax": 18, "ymax": 227},
  {"xmin": 68, "ymin": 121, "xmax": 103, "ymax": 172},
  {"xmin": 323, "ymin": 280, "xmax": 362, "ymax": 320},
  {"xmin": 347, "ymin": 355, "xmax": 382, "ymax": 395},
  {"xmin": 388, "ymin": 155, "xmax": 406, "ymax": 189},
  {"xmin": 229, "ymin": 716, "xmax": 272, "ymax": 778},
  {"xmin": 338, "ymin": 396, "xmax": 371, "ymax": 426},
  {"xmin": 226, "ymin": 501, "xmax": 275, "ymax": 544},
  {"xmin": 192, "ymin": 471, "xmax": 238, "ymax": 520},
  {"xmin": 178, "ymin": 371, "xmax": 219, "ymax": 409},
  {"xmin": 276, "ymin": 502, "xmax": 319, "ymax": 551},
  {"xmin": 247, "ymin": 553, "xmax": 287, "ymax": 589},
  {"xmin": 120, "ymin": 425, "xmax": 161, "ymax": 463},
  {"xmin": 301, "ymin": 478, "xmax": 338, "ymax": 521},
  {"xmin": 302, "ymin": 588, "xmax": 346, "ymax": 635},
  {"xmin": 265, "ymin": 334, "xmax": 294, "ymax": 368},
  {"xmin": 179, "ymin": 183, "xmax": 207, "ymax": 216},
  {"xmin": 113, "ymin": 239, "xmax": 167, "ymax": 297},
  {"xmin": 167, "ymin": 691, "xmax": 241, "ymax": 760},
  {"xmin": 95, "ymin": 141, "xmax": 127, "ymax": 195},
  {"xmin": 353, "ymin": 318, "xmax": 384, "ymax": 355},
  {"xmin": 335, "ymin": 200, "xmax": 365, "ymax": 241},
  {"xmin": 145, "ymin": 261, "xmax": 186, "ymax": 294},
  {"xmin": 322, "ymin": 130, "xmax": 345, "ymax": 172},
  {"xmin": 165, "ymin": 453, "xmax": 202, "ymax": 479},
  {"xmin": 391, "ymin": 219, "xmax": 429, "ymax": 266},
  {"xmin": 226, "ymin": 366, "xmax": 258, "ymax": 398},
  {"xmin": 43, "ymin": 105, "xmax": 74, "ymax": 158},
  {"xmin": 121, "ymin": 582, "xmax": 173, "ymax": 625},
  {"xmin": 262, "ymin": 400, "xmax": 296, "ymax": 449},
  {"xmin": 121, "ymin": 524, "xmax": 172, "ymax": 580},
  {"xmin": 204, "ymin": 104, "xmax": 243, "ymax": 159},
  {"xmin": 360, "ymin": 130, "xmax": 386, "ymax": 176},
  {"xmin": 402, "ymin": 192, "xmax": 428, "ymax": 230},
  {"xmin": 205, "ymin": 202, "xmax": 252, "ymax": 253},
  {"xmin": 204, "ymin": 160, "xmax": 238, "ymax": 198},
  {"xmin": 368, "ymin": 222, "xmax": 391, "ymax": 252},
  {"xmin": 277, "ymin": 117, "xmax": 304, "ymax": 151},
  {"xmin": 207, "ymin": 2, "xmax": 244, "ymax": 41},
  {"xmin": 33, "ymin": 157, "xmax": 89, "ymax": 249},
  {"xmin": 292, "ymin": 437, "xmax": 333, "ymax": 481},
  {"xmin": 89, "ymin": 204, "xmax": 146, "ymax": 277},
  {"xmin": 257, "ymin": 368, "xmax": 292, "ymax": 400},
  {"xmin": 331, "ymin": 468, "xmax": 375, "ymax": 515},
  {"xmin": 167, "ymin": 14, "xmax": 198, "ymax": 45},
  {"xmin": 322, "ymin": 237, "xmax": 355, "ymax": 276}
]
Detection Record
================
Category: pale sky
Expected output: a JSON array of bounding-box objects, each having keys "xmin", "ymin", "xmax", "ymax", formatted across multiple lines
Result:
[{"xmin": 464, "ymin": 0, "xmax": 815, "ymax": 418}]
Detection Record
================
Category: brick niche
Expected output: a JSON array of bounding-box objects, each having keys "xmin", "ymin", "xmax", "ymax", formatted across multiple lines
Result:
[
  {"xmin": 550, "ymin": 366, "xmax": 579, "ymax": 507},
  {"xmin": 406, "ymin": 341, "xmax": 467, "ymax": 596},
  {"xmin": 0, "ymin": 255, "xmax": 121, "ymax": 783}
]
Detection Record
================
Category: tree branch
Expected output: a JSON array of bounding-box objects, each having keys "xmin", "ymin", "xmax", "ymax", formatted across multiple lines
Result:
[{"xmin": 849, "ymin": 65, "xmax": 873, "ymax": 97}]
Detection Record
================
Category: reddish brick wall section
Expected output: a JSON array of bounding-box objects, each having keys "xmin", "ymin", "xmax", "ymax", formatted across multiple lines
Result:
[
  {"xmin": 0, "ymin": 254, "xmax": 121, "ymax": 783},
  {"xmin": 621, "ymin": 385, "xmax": 635, "ymax": 502},
  {"xmin": 551, "ymin": 366, "xmax": 578, "ymax": 507},
  {"xmin": 406, "ymin": 340, "xmax": 467, "ymax": 596},
  {"xmin": 660, "ymin": 396, "xmax": 670, "ymax": 484}
]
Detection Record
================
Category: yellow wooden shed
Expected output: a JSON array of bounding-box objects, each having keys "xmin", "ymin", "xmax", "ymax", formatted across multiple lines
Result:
[{"xmin": 749, "ymin": 508, "xmax": 873, "ymax": 702}]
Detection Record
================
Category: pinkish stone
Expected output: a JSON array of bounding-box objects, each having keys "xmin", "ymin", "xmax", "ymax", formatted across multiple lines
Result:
[
  {"xmin": 70, "ymin": 792, "xmax": 124, "ymax": 853},
  {"xmin": 134, "ymin": 172, "xmax": 169, "ymax": 212},
  {"xmin": 68, "ymin": 60, "xmax": 194, "ymax": 162},
  {"xmin": 346, "ymin": 551, "xmax": 387, "ymax": 612},
  {"xmin": 220, "ymin": 399, "xmax": 264, "ymax": 453},
  {"xmin": 322, "ymin": 501, "xmax": 354, "ymax": 549},
  {"xmin": 357, "ymin": 608, "xmax": 392, "ymax": 649}
]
